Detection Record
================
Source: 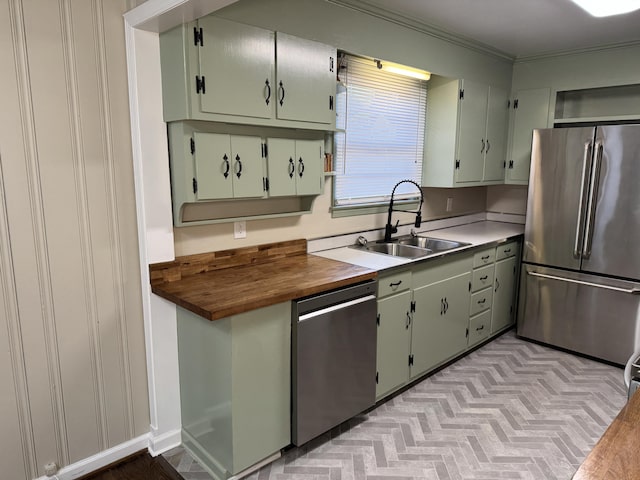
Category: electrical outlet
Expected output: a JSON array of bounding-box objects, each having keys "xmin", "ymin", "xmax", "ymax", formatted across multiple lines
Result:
[
  {"xmin": 446, "ymin": 197, "xmax": 453, "ymax": 212},
  {"xmin": 234, "ymin": 221, "xmax": 246, "ymax": 239}
]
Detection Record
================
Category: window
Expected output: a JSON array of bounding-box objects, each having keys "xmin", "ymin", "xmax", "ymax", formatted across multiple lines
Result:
[{"xmin": 333, "ymin": 54, "xmax": 427, "ymax": 209}]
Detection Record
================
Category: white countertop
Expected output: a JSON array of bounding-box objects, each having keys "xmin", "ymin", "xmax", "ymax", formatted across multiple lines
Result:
[{"xmin": 313, "ymin": 221, "xmax": 524, "ymax": 272}]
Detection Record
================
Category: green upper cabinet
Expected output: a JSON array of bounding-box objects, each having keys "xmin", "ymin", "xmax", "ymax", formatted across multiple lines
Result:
[
  {"xmin": 275, "ymin": 33, "xmax": 336, "ymax": 125},
  {"xmin": 423, "ymin": 77, "xmax": 509, "ymax": 187},
  {"xmin": 483, "ymin": 86, "xmax": 509, "ymax": 181},
  {"xmin": 266, "ymin": 138, "xmax": 324, "ymax": 197},
  {"xmin": 197, "ymin": 16, "xmax": 274, "ymax": 120},
  {"xmin": 193, "ymin": 133, "xmax": 265, "ymax": 200},
  {"xmin": 505, "ymin": 87, "xmax": 551, "ymax": 184},
  {"xmin": 160, "ymin": 15, "xmax": 336, "ymax": 130},
  {"xmin": 456, "ymin": 80, "xmax": 489, "ymax": 183}
]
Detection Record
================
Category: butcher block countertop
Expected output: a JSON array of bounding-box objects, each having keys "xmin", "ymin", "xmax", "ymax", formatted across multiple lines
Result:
[
  {"xmin": 573, "ymin": 389, "xmax": 640, "ymax": 480},
  {"xmin": 149, "ymin": 239, "xmax": 376, "ymax": 321}
]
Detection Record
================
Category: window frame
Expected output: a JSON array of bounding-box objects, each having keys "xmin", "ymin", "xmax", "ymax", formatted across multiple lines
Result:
[{"xmin": 331, "ymin": 53, "xmax": 427, "ymax": 216}]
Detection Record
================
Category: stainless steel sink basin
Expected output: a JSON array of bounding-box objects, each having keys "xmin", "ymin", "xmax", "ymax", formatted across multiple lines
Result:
[
  {"xmin": 363, "ymin": 242, "xmax": 433, "ymax": 258},
  {"xmin": 350, "ymin": 235, "xmax": 470, "ymax": 259},
  {"xmin": 397, "ymin": 236, "xmax": 469, "ymax": 252}
]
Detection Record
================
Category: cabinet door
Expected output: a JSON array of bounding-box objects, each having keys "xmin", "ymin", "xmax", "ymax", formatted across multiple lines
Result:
[
  {"xmin": 491, "ymin": 256, "xmax": 517, "ymax": 333},
  {"xmin": 411, "ymin": 271, "xmax": 471, "ymax": 378},
  {"xmin": 193, "ymin": 132, "xmax": 233, "ymax": 200},
  {"xmin": 506, "ymin": 87, "xmax": 550, "ymax": 184},
  {"xmin": 294, "ymin": 140, "xmax": 323, "ymax": 196},
  {"xmin": 483, "ymin": 86, "xmax": 509, "ymax": 181},
  {"xmin": 266, "ymin": 138, "xmax": 296, "ymax": 197},
  {"xmin": 229, "ymin": 135, "xmax": 265, "ymax": 199},
  {"xmin": 198, "ymin": 16, "xmax": 274, "ymax": 119},
  {"xmin": 376, "ymin": 291, "xmax": 412, "ymax": 399},
  {"xmin": 456, "ymin": 80, "xmax": 488, "ymax": 183},
  {"xmin": 275, "ymin": 32, "xmax": 336, "ymax": 124}
]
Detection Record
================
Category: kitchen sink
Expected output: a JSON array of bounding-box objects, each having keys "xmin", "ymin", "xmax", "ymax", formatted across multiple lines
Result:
[
  {"xmin": 363, "ymin": 242, "xmax": 433, "ymax": 258},
  {"xmin": 350, "ymin": 236, "xmax": 470, "ymax": 259},
  {"xmin": 397, "ymin": 236, "xmax": 469, "ymax": 252}
]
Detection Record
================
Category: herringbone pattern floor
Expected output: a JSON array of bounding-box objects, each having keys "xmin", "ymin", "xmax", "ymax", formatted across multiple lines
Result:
[{"xmin": 165, "ymin": 331, "xmax": 626, "ymax": 480}]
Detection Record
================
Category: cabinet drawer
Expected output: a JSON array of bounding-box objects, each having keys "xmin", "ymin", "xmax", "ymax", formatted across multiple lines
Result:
[
  {"xmin": 412, "ymin": 253, "xmax": 473, "ymax": 287},
  {"xmin": 378, "ymin": 270, "xmax": 412, "ymax": 298},
  {"xmin": 471, "ymin": 265, "xmax": 494, "ymax": 292},
  {"xmin": 473, "ymin": 248, "xmax": 495, "ymax": 268},
  {"xmin": 496, "ymin": 241, "xmax": 519, "ymax": 261},
  {"xmin": 469, "ymin": 287, "xmax": 493, "ymax": 316},
  {"xmin": 468, "ymin": 310, "xmax": 491, "ymax": 346}
]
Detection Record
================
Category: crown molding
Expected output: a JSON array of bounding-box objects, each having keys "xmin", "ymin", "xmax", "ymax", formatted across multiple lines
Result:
[
  {"xmin": 327, "ymin": 0, "xmax": 515, "ymax": 62},
  {"xmin": 515, "ymin": 39, "xmax": 640, "ymax": 62}
]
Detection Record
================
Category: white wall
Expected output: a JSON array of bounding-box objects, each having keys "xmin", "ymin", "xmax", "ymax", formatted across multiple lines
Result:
[
  {"xmin": 0, "ymin": 1, "xmax": 149, "ymax": 479},
  {"xmin": 513, "ymin": 43, "xmax": 640, "ymax": 92}
]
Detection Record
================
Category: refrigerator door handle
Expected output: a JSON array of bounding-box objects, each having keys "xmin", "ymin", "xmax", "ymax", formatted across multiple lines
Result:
[
  {"xmin": 574, "ymin": 142, "xmax": 593, "ymax": 259},
  {"xmin": 527, "ymin": 271, "xmax": 640, "ymax": 294},
  {"xmin": 583, "ymin": 142, "xmax": 603, "ymax": 259}
]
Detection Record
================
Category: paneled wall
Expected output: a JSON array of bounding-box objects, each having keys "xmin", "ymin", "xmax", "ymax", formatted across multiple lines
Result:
[{"xmin": 0, "ymin": 1, "xmax": 149, "ymax": 479}]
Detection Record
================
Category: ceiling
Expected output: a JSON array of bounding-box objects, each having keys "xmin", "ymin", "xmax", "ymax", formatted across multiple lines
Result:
[{"xmin": 345, "ymin": 0, "xmax": 640, "ymax": 59}]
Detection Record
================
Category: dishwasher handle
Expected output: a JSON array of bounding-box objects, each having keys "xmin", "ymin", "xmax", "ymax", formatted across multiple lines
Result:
[{"xmin": 298, "ymin": 295, "xmax": 376, "ymax": 322}]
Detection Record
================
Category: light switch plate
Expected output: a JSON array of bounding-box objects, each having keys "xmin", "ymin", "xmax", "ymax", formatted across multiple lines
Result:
[{"xmin": 234, "ymin": 221, "xmax": 246, "ymax": 239}]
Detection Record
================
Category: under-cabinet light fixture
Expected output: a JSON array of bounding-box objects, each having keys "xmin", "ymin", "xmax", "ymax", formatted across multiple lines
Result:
[
  {"xmin": 375, "ymin": 59, "xmax": 431, "ymax": 81},
  {"xmin": 570, "ymin": 0, "xmax": 640, "ymax": 17}
]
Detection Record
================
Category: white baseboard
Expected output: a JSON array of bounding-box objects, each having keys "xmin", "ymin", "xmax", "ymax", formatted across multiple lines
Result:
[
  {"xmin": 35, "ymin": 434, "xmax": 150, "ymax": 480},
  {"xmin": 148, "ymin": 426, "xmax": 182, "ymax": 456}
]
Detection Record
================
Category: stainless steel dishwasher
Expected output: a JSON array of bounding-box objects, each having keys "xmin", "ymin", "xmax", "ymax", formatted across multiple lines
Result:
[{"xmin": 292, "ymin": 280, "xmax": 377, "ymax": 446}]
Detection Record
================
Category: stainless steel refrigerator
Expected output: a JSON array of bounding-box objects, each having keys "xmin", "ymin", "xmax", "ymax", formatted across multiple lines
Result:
[{"xmin": 517, "ymin": 125, "xmax": 640, "ymax": 366}]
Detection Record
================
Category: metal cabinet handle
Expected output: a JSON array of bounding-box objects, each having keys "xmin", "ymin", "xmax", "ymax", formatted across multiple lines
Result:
[
  {"xmin": 481, "ymin": 255, "xmax": 490, "ymax": 261},
  {"xmin": 583, "ymin": 142, "xmax": 603, "ymax": 259},
  {"xmin": 265, "ymin": 79, "xmax": 271, "ymax": 105},
  {"xmin": 574, "ymin": 142, "xmax": 592, "ymax": 259},
  {"xmin": 527, "ymin": 271, "xmax": 640, "ymax": 294},
  {"xmin": 406, "ymin": 312, "xmax": 411, "ymax": 329},
  {"xmin": 278, "ymin": 81, "xmax": 285, "ymax": 106},
  {"xmin": 481, "ymin": 139, "xmax": 485, "ymax": 153},
  {"xmin": 288, "ymin": 158, "xmax": 294, "ymax": 178},
  {"xmin": 477, "ymin": 298, "xmax": 486, "ymax": 305},
  {"xmin": 486, "ymin": 140, "xmax": 491, "ymax": 153},
  {"xmin": 389, "ymin": 280, "xmax": 402, "ymax": 288},
  {"xmin": 476, "ymin": 325, "xmax": 485, "ymax": 332},
  {"xmin": 495, "ymin": 277, "xmax": 500, "ymax": 292},
  {"xmin": 444, "ymin": 297, "xmax": 448, "ymax": 314},
  {"xmin": 503, "ymin": 248, "xmax": 511, "ymax": 254},
  {"xmin": 480, "ymin": 275, "xmax": 488, "ymax": 281},
  {"xmin": 298, "ymin": 157, "xmax": 305, "ymax": 177},
  {"xmin": 222, "ymin": 154, "xmax": 230, "ymax": 178},
  {"xmin": 235, "ymin": 154, "xmax": 242, "ymax": 179}
]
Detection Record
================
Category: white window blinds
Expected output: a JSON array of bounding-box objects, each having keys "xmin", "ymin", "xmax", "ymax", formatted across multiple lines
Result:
[{"xmin": 334, "ymin": 55, "xmax": 426, "ymax": 207}]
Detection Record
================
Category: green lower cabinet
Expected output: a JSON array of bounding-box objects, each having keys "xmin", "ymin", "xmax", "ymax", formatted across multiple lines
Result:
[
  {"xmin": 376, "ymin": 290, "xmax": 412, "ymax": 399},
  {"xmin": 177, "ymin": 302, "xmax": 291, "ymax": 480},
  {"xmin": 411, "ymin": 271, "xmax": 471, "ymax": 378},
  {"xmin": 491, "ymin": 255, "xmax": 518, "ymax": 333},
  {"xmin": 468, "ymin": 309, "xmax": 491, "ymax": 347}
]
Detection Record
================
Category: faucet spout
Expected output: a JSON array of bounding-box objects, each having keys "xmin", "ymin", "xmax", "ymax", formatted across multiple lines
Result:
[{"xmin": 384, "ymin": 180, "xmax": 424, "ymax": 242}]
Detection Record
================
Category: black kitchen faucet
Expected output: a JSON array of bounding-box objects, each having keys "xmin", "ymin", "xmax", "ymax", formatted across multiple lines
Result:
[{"xmin": 384, "ymin": 179, "xmax": 424, "ymax": 242}]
